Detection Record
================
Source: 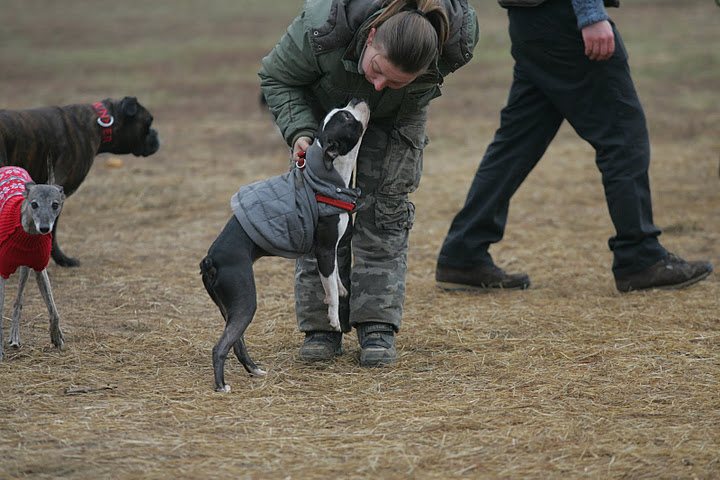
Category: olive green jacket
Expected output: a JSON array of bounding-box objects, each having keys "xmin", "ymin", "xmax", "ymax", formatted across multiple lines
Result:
[{"xmin": 259, "ymin": 0, "xmax": 480, "ymax": 149}]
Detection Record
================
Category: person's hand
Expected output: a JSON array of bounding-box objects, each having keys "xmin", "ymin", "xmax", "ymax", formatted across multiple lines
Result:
[
  {"xmin": 293, "ymin": 136, "xmax": 313, "ymax": 163},
  {"xmin": 581, "ymin": 20, "xmax": 615, "ymax": 61}
]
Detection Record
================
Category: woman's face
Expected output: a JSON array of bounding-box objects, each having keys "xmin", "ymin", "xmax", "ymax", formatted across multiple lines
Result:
[{"xmin": 361, "ymin": 28, "xmax": 418, "ymax": 91}]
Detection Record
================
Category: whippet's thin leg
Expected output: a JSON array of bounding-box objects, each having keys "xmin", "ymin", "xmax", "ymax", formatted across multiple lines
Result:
[
  {"xmin": 34, "ymin": 269, "xmax": 64, "ymax": 350},
  {"xmin": 0, "ymin": 277, "xmax": 5, "ymax": 361},
  {"xmin": 10, "ymin": 266, "xmax": 30, "ymax": 348}
]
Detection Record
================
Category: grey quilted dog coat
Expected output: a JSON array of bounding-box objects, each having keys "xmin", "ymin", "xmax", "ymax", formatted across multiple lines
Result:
[{"xmin": 231, "ymin": 142, "xmax": 360, "ymax": 259}]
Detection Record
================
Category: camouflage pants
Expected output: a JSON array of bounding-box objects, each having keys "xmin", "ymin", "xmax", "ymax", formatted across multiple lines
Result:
[{"xmin": 295, "ymin": 107, "xmax": 429, "ymax": 333}]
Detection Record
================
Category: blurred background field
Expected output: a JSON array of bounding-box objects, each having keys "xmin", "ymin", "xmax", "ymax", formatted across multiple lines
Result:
[{"xmin": 0, "ymin": 1, "xmax": 718, "ymax": 478}]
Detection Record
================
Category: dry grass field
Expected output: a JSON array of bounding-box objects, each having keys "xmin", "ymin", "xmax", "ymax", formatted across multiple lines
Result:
[{"xmin": 0, "ymin": 1, "xmax": 718, "ymax": 478}]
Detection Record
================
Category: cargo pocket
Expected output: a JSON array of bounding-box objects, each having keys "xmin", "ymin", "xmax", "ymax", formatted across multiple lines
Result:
[
  {"xmin": 374, "ymin": 193, "xmax": 416, "ymax": 231},
  {"xmin": 379, "ymin": 122, "xmax": 429, "ymax": 196}
]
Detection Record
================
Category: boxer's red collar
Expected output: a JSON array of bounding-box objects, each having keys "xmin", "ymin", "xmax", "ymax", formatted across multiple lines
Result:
[{"xmin": 93, "ymin": 102, "xmax": 114, "ymax": 144}]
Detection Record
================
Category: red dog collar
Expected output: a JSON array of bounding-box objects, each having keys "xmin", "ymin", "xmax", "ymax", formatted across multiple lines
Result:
[
  {"xmin": 315, "ymin": 194, "xmax": 355, "ymax": 211},
  {"xmin": 296, "ymin": 151, "xmax": 355, "ymax": 211},
  {"xmin": 93, "ymin": 102, "xmax": 114, "ymax": 144}
]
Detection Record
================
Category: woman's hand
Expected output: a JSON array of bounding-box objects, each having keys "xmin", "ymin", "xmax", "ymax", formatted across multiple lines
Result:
[
  {"xmin": 582, "ymin": 20, "xmax": 615, "ymax": 61},
  {"xmin": 293, "ymin": 136, "xmax": 313, "ymax": 162}
]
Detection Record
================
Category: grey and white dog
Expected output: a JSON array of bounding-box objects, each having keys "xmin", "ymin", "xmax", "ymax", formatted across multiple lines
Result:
[
  {"xmin": 0, "ymin": 167, "xmax": 65, "ymax": 361},
  {"xmin": 200, "ymin": 99, "xmax": 370, "ymax": 392}
]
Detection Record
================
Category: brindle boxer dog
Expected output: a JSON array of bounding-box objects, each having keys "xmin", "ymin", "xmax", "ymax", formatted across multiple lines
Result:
[{"xmin": 0, "ymin": 96, "xmax": 160, "ymax": 266}]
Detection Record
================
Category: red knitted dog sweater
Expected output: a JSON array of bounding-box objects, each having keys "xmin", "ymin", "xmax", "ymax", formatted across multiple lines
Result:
[{"xmin": 0, "ymin": 167, "xmax": 52, "ymax": 279}]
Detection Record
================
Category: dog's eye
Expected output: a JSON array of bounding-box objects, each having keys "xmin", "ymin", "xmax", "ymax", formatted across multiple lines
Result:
[
  {"xmin": 51, "ymin": 202, "xmax": 60, "ymax": 211},
  {"xmin": 31, "ymin": 201, "xmax": 39, "ymax": 209}
]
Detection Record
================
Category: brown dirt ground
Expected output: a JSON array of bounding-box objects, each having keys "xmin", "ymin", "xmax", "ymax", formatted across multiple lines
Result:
[{"xmin": 0, "ymin": 1, "xmax": 718, "ymax": 478}]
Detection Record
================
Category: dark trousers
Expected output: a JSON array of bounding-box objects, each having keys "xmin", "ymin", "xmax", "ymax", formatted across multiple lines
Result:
[{"xmin": 438, "ymin": 0, "xmax": 666, "ymax": 278}]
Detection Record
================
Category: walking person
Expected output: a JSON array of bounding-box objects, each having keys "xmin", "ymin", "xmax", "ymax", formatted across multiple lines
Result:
[
  {"xmin": 259, "ymin": 0, "xmax": 479, "ymax": 365},
  {"xmin": 436, "ymin": 0, "xmax": 713, "ymax": 292}
]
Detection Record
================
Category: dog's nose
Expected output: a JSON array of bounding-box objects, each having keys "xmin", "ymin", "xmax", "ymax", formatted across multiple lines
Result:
[{"xmin": 39, "ymin": 226, "xmax": 50, "ymax": 234}]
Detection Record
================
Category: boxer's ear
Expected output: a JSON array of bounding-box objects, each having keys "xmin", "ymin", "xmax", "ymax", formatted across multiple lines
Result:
[{"xmin": 121, "ymin": 96, "xmax": 139, "ymax": 117}]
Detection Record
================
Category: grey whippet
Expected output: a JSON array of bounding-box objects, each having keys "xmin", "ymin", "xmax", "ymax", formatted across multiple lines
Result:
[{"xmin": 0, "ymin": 166, "xmax": 65, "ymax": 361}]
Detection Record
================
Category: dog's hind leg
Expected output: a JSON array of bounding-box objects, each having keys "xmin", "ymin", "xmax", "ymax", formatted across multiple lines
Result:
[
  {"xmin": 9, "ymin": 266, "xmax": 30, "ymax": 348},
  {"xmin": 233, "ymin": 335, "xmax": 266, "ymax": 377},
  {"xmin": 208, "ymin": 272, "xmax": 259, "ymax": 391},
  {"xmin": 211, "ymin": 311, "xmax": 252, "ymax": 392},
  {"xmin": 201, "ymin": 218, "xmax": 266, "ymax": 391},
  {"xmin": 34, "ymin": 269, "xmax": 64, "ymax": 350}
]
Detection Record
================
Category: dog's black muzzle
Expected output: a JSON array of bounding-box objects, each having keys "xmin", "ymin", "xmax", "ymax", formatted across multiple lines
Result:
[{"xmin": 135, "ymin": 128, "xmax": 160, "ymax": 157}]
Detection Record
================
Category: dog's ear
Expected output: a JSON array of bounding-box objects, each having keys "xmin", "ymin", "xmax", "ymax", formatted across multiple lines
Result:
[
  {"xmin": 322, "ymin": 141, "xmax": 340, "ymax": 171},
  {"xmin": 23, "ymin": 182, "xmax": 36, "ymax": 198},
  {"xmin": 55, "ymin": 185, "xmax": 66, "ymax": 199},
  {"xmin": 120, "ymin": 96, "xmax": 139, "ymax": 117}
]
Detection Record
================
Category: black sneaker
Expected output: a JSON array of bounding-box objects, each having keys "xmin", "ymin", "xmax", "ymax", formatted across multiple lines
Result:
[
  {"xmin": 615, "ymin": 253, "xmax": 713, "ymax": 292},
  {"xmin": 298, "ymin": 331, "xmax": 342, "ymax": 362},
  {"xmin": 435, "ymin": 262, "xmax": 530, "ymax": 291},
  {"xmin": 357, "ymin": 323, "xmax": 397, "ymax": 367}
]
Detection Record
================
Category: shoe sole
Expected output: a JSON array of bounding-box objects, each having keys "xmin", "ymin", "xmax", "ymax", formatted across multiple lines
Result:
[
  {"xmin": 617, "ymin": 266, "xmax": 713, "ymax": 292},
  {"xmin": 436, "ymin": 280, "xmax": 531, "ymax": 292}
]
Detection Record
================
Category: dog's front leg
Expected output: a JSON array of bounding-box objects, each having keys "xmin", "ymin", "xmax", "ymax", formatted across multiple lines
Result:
[
  {"xmin": 316, "ymin": 216, "xmax": 344, "ymax": 332},
  {"xmin": 0, "ymin": 277, "xmax": 5, "ymax": 361},
  {"xmin": 319, "ymin": 271, "xmax": 341, "ymax": 331},
  {"xmin": 335, "ymin": 213, "xmax": 350, "ymax": 300},
  {"xmin": 9, "ymin": 266, "xmax": 30, "ymax": 348},
  {"xmin": 34, "ymin": 269, "xmax": 64, "ymax": 350}
]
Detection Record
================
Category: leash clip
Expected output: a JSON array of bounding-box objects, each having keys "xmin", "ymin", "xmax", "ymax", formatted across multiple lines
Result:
[{"xmin": 295, "ymin": 150, "xmax": 306, "ymax": 170}]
